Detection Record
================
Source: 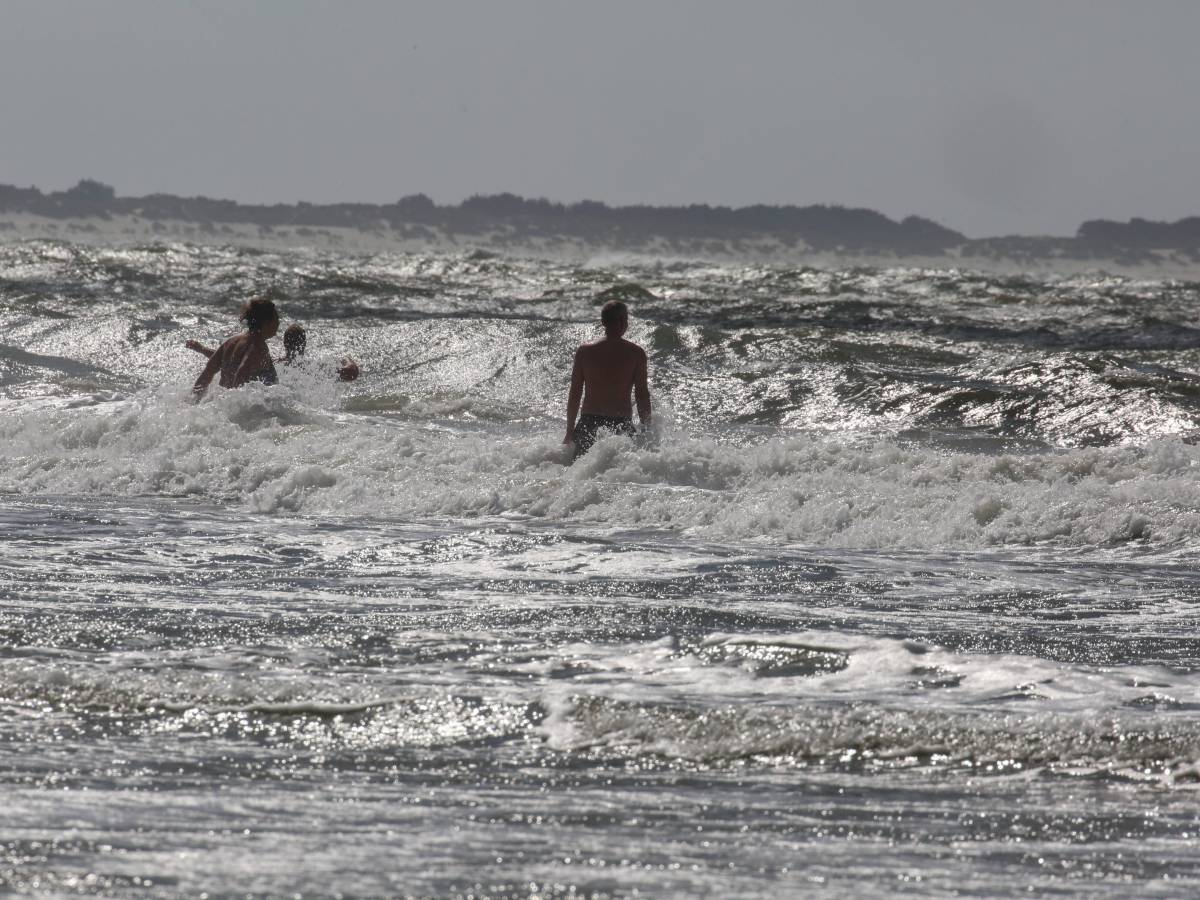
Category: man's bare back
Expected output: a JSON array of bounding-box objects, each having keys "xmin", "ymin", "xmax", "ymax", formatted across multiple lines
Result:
[
  {"xmin": 192, "ymin": 298, "xmax": 280, "ymax": 399},
  {"xmin": 212, "ymin": 332, "xmax": 277, "ymax": 389},
  {"xmin": 573, "ymin": 338, "xmax": 646, "ymax": 418},
  {"xmin": 564, "ymin": 300, "xmax": 651, "ymax": 457}
]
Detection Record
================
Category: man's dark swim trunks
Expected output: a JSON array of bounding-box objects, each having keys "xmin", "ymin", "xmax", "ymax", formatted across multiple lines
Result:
[{"xmin": 573, "ymin": 413, "xmax": 636, "ymax": 460}]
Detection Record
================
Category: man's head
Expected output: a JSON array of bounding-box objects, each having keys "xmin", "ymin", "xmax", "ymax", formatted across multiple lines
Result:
[
  {"xmin": 600, "ymin": 300, "xmax": 628, "ymax": 336},
  {"xmin": 283, "ymin": 324, "xmax": 307, "ymax": 361}
]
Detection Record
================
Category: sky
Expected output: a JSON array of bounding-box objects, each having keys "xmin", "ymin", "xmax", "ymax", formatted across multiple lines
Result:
[{"xmin": 2, "ymin": 0, "xmax": 1197, "ymax": 237}]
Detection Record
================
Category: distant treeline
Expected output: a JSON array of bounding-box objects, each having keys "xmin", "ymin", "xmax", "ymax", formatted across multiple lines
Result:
[
  {"xmin": 0, "ymin": 179, "xmax": 962, "ymax": 253},
  {"xmin": 2, "ymin": 179, "xmax": 1198, "ymax": 262},
  {"xmin": 1078, "ymin": 216, "xmax": 1200, "ymax": 249}
]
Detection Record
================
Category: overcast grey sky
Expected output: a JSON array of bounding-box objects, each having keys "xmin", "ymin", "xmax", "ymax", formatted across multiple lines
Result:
[{"xmin": 2, "ymin": 1, "xmax": 1196, "ymax": 237}]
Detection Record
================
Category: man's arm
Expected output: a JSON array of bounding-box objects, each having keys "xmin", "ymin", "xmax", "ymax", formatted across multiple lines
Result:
[
  {"xmin": 192, "ymin": 344, "xmax": 224, "ymax": 400},
  {"xmin": 634, "ymin": 347, "xmax": 651, "ymax": 424},
  {"xmin": 185, "ymin": 339, "xmax": 216, "ymax": 359},
  {"xmin": 564, "ymin": 348, "xmax": 584, "ymax": 444}
]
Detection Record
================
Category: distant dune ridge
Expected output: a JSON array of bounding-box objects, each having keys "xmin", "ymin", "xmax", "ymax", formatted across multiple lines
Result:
[{"xmin": 2, "ymin": 179, "xmax": 1198, "ymax": 270}]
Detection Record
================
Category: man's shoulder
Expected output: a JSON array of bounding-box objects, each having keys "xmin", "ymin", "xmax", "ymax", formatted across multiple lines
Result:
[
  {"xmin": 620, "ymin": 338, "xmax": 647, "ymax": 358},
  {"xmin": 576, "ymin": 337, "xmax": 645, "ymax": 361},
  {"xmin": 216, "ymin": 334, "xmax": 242, "ymax": 357}
]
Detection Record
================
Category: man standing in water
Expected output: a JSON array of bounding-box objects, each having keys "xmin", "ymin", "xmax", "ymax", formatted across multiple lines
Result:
[{"xmin": 564, "ymin": 299, "xmax": 652, "ymax": 460}]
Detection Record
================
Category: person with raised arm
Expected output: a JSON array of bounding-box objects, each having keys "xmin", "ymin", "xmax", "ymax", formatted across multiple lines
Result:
[
  {"xmin": 187, "ymin": 321, "xmax": 359, "ymax": 382},
  {"xmin": 190, "ymin": 297, "xmax": 280, "ymax": 400}
]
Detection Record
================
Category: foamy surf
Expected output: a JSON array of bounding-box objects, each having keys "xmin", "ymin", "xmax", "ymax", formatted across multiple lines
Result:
[
  {"xmin": 2, "ymin": 382, "xmax": 1197, "ymax": 548},
  {"xmin": 6, "ymin": 240, "xmax": 1200, "ymax": 897}
]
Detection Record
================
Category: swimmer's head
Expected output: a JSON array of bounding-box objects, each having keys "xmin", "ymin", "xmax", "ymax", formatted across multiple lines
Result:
[
  {"xmin": 283, "ymin": 324, "xmax": 307, "ymax": 362},
  {"xmin": 600, "ymin": 299, "xmax": 628, "ymax": 335},
  {"xmin": 241, "ymin": 297, "xmax": 280, "ymax": 337}
]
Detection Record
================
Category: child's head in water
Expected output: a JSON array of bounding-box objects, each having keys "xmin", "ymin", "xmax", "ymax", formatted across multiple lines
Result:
[
  {"xmin": 281, "ymin": 322, "xmax": 358, "ymax": 380},
  {"xmin": 283, "ymin": 324, "xmax": 307, "ymax": 363}
]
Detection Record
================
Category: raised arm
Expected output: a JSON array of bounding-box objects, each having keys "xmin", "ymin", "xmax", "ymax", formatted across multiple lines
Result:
[
  {"xmin": 191, "ymin": 344, "xmax": 224, "ymax": 400},
  {"xmin": 564, "ymin": 347, "xmax": 584, "ymax": 444},
  {"xmin": 634, "ymin": 347, "xmax": 651, "ymax": 424},
  {"xmin": 185, "ymin": 339, "xmax": 216, "ymax": 359}
]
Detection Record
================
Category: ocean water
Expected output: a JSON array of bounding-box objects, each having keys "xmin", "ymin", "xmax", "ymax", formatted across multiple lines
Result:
[{"xmin": 4, "ymin": 239, "xmax": 1200, "ymax": 897}]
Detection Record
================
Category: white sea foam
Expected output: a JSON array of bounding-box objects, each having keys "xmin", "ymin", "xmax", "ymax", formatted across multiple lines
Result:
[
  {"xmin": 535, "ymin": 634, "xmax": 1200, "ymax": 775},
  {"xmin": 2, "ymin": 381, "xmax": 1199, "ymax": 550}
]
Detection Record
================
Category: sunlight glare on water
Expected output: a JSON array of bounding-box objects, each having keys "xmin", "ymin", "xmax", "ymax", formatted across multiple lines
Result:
[{"xmin": 3, "ymin": 241, "xmax": 1200, "ymax": 896}]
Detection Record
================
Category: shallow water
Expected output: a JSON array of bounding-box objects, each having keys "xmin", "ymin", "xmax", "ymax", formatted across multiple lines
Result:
[{"xmin": 3, "ymin": 240, "xmax": 1200, "ymax": 896}]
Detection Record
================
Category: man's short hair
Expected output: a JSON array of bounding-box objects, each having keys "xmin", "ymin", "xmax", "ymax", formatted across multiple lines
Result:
[{"xmin": 600, "ymin": 300, "xmax": 628, "ymax": 328}]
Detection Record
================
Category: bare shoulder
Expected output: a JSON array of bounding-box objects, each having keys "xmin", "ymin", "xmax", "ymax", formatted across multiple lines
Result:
[{"xmin": 622, "ymin": 338, "xmax": 648, "ymax": 360}]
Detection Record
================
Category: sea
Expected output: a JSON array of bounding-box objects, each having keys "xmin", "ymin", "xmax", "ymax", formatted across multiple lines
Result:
[{"xmin": 3, "ymin": 237, "xmax": 1200, "ymax": 897}]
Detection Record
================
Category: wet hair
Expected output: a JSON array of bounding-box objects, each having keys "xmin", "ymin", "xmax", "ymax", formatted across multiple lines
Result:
[
  {"xmin": 283, "ymin": 324, "xmax": 307, "ymax": 360},
  {"xmin": 240, "ymin": 297, "xmax": 279, "ymax": 332},
  {"xmin": 600, "ymin": 299, "xmax": 628, "ymax": 329}
]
